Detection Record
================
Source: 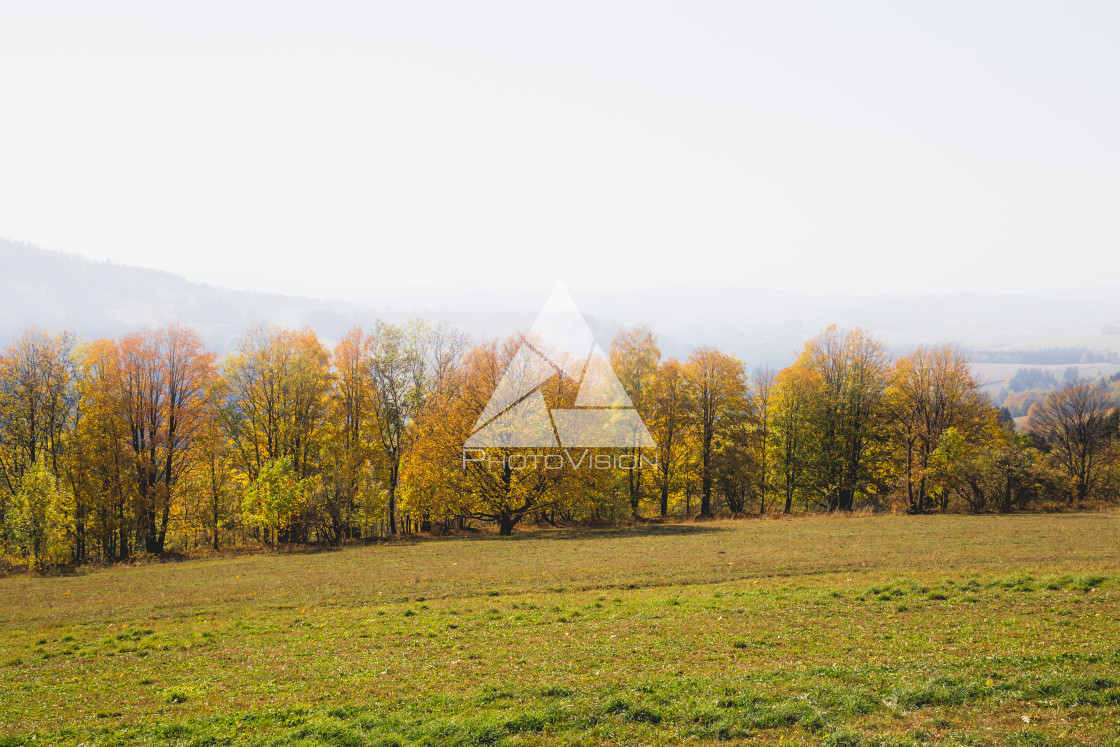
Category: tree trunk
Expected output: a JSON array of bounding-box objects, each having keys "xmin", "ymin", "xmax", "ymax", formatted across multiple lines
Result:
[
  {"xmin": 700, "ymin": 467, "xmax": 713, "ymax": 517},
  {"xmin": 118, "ymin": 499, "xmax": 129, "ymax": 561},
  {"xmin": 387, "ymin": 467, "xmax": 399, "ymax": 535},
  {"xmin": 157, "ymin": 499, "xmax": 170, "ymax": 554},
  {"xmin": 212, "ymin": 496, "xmax": 220, "ymax": 551},
  {"xmin": 906, "ymin": 441, "xmax": 917, "ymax": 513},
  {"xmin": 141, "ymin": 480, "xmax": 159, "ymax": 553},
  {"xmin": 628, "ymin": 454, "xmax": 643, "ymax": 518},
  {"xmin": 700, "ymin": 433, "xmax": 713, "ymax": 517}
]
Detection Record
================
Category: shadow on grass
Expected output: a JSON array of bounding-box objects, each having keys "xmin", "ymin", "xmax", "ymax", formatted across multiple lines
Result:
[
  {"xmin": 461, "ymin": 523, "xmax": 730, "ymax": 542},
  {"xmin": 284, "ymin": 545, "xmax": 347, "ymax": 555}
]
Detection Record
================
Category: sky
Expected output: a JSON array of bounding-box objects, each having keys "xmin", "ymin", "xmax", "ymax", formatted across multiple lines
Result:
[{"xmin": 1, "ymin": 1, "xmax": 1118, "ymax": 302}]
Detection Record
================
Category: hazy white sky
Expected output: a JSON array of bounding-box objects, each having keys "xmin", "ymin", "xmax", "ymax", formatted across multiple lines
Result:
[{"xmin": 1, "ymin": 1, "xmax": 1118, "ymax": 301}]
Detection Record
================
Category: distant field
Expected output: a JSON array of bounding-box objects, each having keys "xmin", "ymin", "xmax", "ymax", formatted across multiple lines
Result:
[
  {"xmin": 2, "ymin": 513, "xmax": 1119, "ymax": 746},
  {"xmin": 972, "ymin": 362, "xmax": 1120, "ymax": 392}
]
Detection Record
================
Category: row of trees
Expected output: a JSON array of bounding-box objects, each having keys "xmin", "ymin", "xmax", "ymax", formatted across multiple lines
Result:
[{"xmin": 1, "ymin": 322, "xmax": 1117, "ymax": 570}]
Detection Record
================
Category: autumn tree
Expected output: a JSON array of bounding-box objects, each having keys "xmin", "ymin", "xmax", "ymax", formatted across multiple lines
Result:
[
  {"xmin": 405, "ymin": 337, "xmax": 574, "ymax": 535},
  {"xmin": 396, "ymin": 324, "xmax": 471, "ymax": 533},
  {"xmin": 683, "ymin": 348, "xmax": 749, "ymax": 517},
  {"xmin": 752, "ymin": 367, "xmax": 776, "ymax": 513},
  {"xmin": 366, "ymin": 319, "xmax": 431, "ymax": 535},
  {"xmin": 319, "ymin": 327, "xmax": 380, "ymax": 543},
  {"xmin": 712, "ymin": 409, "xmax": 758, "ymax": 515},
  {"xmin": 116, "ymin": 325, "xmax": 217, "ymax": 553},
  {"xmin": 220, "ymin": 326, "xmax": 330, "ymax": 544},
  {"xmin": 0, "ymin": 329, "xmax": 77, "ymax": 537},
  {"xmin": 797, "ymin": 327, "xmax": 890, "ymax": 511},
  {"xmin": 648, "ymin": 358, "xmax": 687, "ymax": 516},
  {"xmin": 771, "ymin": 364, "xmax": 818, "ymax": 513},
  {"xmin": 1027, "ymin": 381, "xmax": 1116, "ymax": 502},
  {"xmin": 68, "ymin": 339, "xmax": 133, "ymax": 559},
  {"xmin": 7, "ymin": 315, "xmax": 1115, "ymax": 555},
  {"xmin": 194, "ymin": 382, "xmax": 237, "ymax": 551},
  {"xmin": 426, "ymin": 323, "xmax": 471, "ymax": 391},
  {"xmin": 609, "ymin": 326, "xmax": 661, "ymax": 517},
  {"xmin": 221, "ymin": 326, "xmax": 331, "ymax": 478},
  {"xmin": 887, "ymin": 344, "xmax": 998, "ymax": 513}
]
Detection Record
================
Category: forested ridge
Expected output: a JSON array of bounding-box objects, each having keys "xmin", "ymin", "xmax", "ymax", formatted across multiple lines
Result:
[{"xmin": 2, "ymin": 320, "xmax": 1118, "ymax": 573}]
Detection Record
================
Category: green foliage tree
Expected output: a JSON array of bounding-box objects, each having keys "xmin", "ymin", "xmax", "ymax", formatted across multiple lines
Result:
[
  {"xmin": 9, "ymin": 459, "xmax": 73, "ymax": 571},
  {"xmin": 242, "ymin": 456, "xmax": 306, "ymax": 549},
  {"xmin": 941, "ymin": 428, "xmax": 1052, "ymax": 513}
]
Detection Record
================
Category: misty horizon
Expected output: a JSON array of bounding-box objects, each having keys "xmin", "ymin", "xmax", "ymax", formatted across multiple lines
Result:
[{"xmin": 3, "ymin": 238, "xmax": 1119, "ymax": 380}]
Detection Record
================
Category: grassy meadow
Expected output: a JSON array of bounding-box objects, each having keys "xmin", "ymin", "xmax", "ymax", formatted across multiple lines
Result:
[{"xmin": 2, "ymin": 512, "xmax": 1119, "ymax": 746}]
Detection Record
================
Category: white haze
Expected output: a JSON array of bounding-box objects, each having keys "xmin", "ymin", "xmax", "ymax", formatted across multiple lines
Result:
[{"xmin": 1, "ymin": 1, "xmax": 1119, "ymax": 300}]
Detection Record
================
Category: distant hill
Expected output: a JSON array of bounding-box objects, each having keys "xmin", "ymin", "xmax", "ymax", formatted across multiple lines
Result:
[
  {"xmin": 0, "ymin": 239, "xmax": 387, "ymax": 351},
  {"xmin": 3, "ymin": 238, "xmax": 1119, "ymax": 366}
]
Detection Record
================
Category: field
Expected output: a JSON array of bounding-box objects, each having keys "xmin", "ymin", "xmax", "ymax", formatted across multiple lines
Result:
[{"xmin": 2, "ymin": 513, "xmax": 1119, "ymax": 746}]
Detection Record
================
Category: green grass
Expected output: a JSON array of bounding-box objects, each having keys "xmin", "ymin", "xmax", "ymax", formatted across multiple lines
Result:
[{"xmin": 1, "ymin": 512, "xmax": 1119, "ymax": 745}]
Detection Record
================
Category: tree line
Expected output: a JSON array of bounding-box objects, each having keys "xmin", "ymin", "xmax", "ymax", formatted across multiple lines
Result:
[{"xmin": 2, "ymin": 322, "xmax": 1118, "ymax": 571}]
